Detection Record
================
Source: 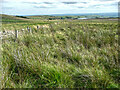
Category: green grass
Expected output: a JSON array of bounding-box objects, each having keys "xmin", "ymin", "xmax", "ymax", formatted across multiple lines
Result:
[
  {"xmin": 0, "ymin": 15, "xmax": 120, "ymax": 88},
  {"xmin": 1, "ymin": 14, "xmax": 51, "ymax": 31}
]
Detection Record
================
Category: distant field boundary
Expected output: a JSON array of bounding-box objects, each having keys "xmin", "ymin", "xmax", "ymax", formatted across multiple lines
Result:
[{"xmin": 0, "ymin": 25, "xmax": 49, "ymax": 41}]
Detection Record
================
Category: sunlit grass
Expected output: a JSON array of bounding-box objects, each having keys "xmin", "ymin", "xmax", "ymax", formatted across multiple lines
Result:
[{"xmin": 1, "ymin": 18, "xmax": 119, "ymax": 88}]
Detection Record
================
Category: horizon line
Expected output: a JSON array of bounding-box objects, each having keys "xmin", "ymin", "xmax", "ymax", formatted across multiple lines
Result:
[{"xmin": 0, "ymin": 12, "xmax": 118, "ymax": 16}]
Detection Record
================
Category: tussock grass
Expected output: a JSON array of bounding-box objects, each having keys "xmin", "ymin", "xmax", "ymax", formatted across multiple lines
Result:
[{"xmin": 1, "ymin": 20, "xmax": 120, "ymax": 88}]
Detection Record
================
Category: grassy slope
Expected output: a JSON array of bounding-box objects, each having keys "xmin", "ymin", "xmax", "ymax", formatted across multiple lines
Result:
[
  {"xmin": 2, "ymin": 14, "xmax": 29, "ymax": 23},
  {"xmin": 1, "ymin": 15, "xmax": 120, "ymax": 88},
  {"xmin": 1, "ymin": 14, "xmax": 50, "ymax": 31}
]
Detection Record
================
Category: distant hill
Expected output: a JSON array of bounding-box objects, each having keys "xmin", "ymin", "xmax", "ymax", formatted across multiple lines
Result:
[
  {"xmin": 51, "ymin": 12, "xmax": 118, "ymax": 17},
  {"xmin": 2, "ymin": 14, "xmax": 29, "ymax": 20},
  {"xmin": 19, "ymin": 12, "xmax": 118, "ymax": 20},
  {"xmin": 1, "ymin": 14, "xmax": 29, "ymax": 23}
]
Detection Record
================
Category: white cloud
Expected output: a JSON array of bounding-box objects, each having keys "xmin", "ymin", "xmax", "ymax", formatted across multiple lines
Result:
[{"xmin": 2, "ymin": 0, "xmax": 119, "ymax": 15}]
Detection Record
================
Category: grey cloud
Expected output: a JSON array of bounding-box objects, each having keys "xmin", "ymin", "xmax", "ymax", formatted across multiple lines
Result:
[
  {"xmin": 78, "ymin": 7, "xmax": 84, "ymax": 8},
  {"xmin": 81, "ymin": 2, "xmax": 88, "ymax": 4},
  {"xmin": 23, "ymin": 2, "xmax": 41, "ymax": 4},
  {"xmin": 43, "ymin": 2, "xmax": 53, "ymax": 4},
  {"xmin": 23, "ymin": 2, "xmax": 53, "ymax": 5},
  {"xmin": 62, "ymin": 2, "xmax": 78, "ymax": 4},
  {"xmin": 92, "ymin": 5, "xmax": 101, "ymax": 7},
  {"xmin": 34, "ymin": 6, "xmax": 48, "ymax": 8},
  {"xmin": 34, "ymin": 6, "xmax": 54, "ymax": 8}
]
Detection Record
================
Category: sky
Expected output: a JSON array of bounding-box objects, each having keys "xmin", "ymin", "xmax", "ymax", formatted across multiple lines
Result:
[{"xmin": 1, "ymin": 0, "xmax": 119, "ymax": 15}]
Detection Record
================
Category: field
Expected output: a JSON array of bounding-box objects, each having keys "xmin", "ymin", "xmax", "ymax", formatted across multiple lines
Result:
[{"xmin": 0, "ymin": 14, "xmax": 119, "ymax": 88}]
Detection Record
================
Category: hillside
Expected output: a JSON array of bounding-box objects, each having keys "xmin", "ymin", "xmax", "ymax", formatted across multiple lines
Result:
[{"xmin": 1, "ymin": 14, "xmax": 29, "ymax": 23}]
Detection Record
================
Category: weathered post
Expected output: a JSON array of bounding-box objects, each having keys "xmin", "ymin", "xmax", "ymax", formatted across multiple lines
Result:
[
  {"xmin": 15, "ymin": 30, "xmax": 18, "ymax": 39},
  {"xmin": 37, "ymin": 25, "xmax": 39, "ymax": 29},
  {"xmin": 27, "ymin": 26, "xmax": 32, "ymax": 33},
  {"xmin": 27, "ymin": 26, "xmax": 30, "ymax": 32}
]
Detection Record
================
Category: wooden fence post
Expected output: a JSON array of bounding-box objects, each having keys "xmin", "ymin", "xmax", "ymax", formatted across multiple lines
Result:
[
  {"xmin": 15, "ymin": 30, "xmax": 18, "ymax": 39},
  {"xmin": 27, "ymin": 26, "xmax": 32, "ymax": 33},
  {"xmin": 37, "ymin": 26, "xmax": 39, "ymax": 29},
  {"xmin": 27, "ymin": 26, "xmax": 30, "ymax": 32}
]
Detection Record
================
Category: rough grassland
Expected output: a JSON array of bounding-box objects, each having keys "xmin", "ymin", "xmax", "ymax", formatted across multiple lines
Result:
[{"xmin": 0, "ymin": 16, "xmax": 120, "ymax": 88}]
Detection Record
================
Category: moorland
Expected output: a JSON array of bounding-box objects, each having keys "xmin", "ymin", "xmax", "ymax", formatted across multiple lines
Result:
[{"xmin": 0, "ymin": 14, "xmax": 119, "ymax": 88}]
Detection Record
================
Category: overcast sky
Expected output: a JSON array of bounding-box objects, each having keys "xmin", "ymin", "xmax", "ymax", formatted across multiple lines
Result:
[{"xmin": 1, "ymin": 0, "xmax": 119, "ymax": 15}]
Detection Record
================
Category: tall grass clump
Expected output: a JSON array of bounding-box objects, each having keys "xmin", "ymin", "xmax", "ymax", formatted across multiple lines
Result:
[{"xmin": 1, "ymin": 20, "xmax": 120, "ymax": 88}]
